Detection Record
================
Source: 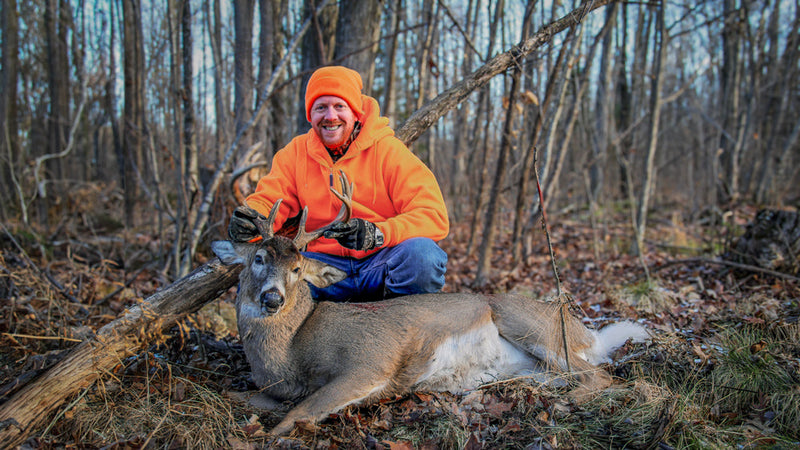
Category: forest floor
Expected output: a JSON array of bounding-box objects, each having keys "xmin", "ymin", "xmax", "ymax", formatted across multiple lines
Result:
[{"xmin": 1, "ymin": 199, "xmax": 799, "ymax": 449}]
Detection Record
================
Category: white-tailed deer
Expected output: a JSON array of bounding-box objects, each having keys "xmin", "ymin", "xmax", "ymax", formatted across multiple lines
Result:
[{"xmin": 212, "ymin": 173, "xmax": 648, "ymax": 437}]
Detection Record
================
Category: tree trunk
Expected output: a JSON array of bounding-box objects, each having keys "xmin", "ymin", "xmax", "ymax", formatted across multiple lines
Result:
[
  {"xmin": 755, "ymin": 0, "xmax": 796, "ymax": 203},
  {"xmin": 204, "ymin": 0, "xmax": 229, "ymax": 160},
  {"xmin": 615, "ymin": 1, "xmax": 632, "ymax": 199},
  {"xmin": 467, "ymin": 0, "xmax": 504, "ymax": 255},
  {"xmin": 511, "ymin": 24, "xmax": 575, "ymax": 263},
  {"xmin": 0, "ymin": 0, "xmax": 20, "ymax": 219},
  {"xmin": 334, "ymin": 0, "xmax": 382, "ymax": 94},
  {"xmin": 297, "ymin": 0, "xmax": 338, "ymax": 133},
  {"xmin": 473, "ymin": 0, "xmax": 535, "ymax": 288},
  {"xmin": 42, "ymin": 0, "xmax": 71, "ymax": 227},
  {"xmin": 717, "ymin": 0, "xmax": 743, "ymax": 203},
  {"xmin": 233, "ymin": 0, "xmax": 255, "ymax": 168},
  {"xmin": 167, "ymin": 0, "xmax": 186, "ymax": 276},
  {"xmin": 634, "ymin": 0, "xmax": 666, "ymax": 276},
  {"xmin": 104, "ymin": 0, "xmax": 123, "ymax": 210},
  {"xmin": 589, "ymin": 2, "xmax": 618, "ymax": 203},
  {"xmin": 256, "ymin": 0, "xmax": 289, "ymax": 165},
  {"xmin": 178, "ymin": 0, "xmax": 199, "ymax": 276},
  {"xmin": 121, "ymin": 0, "xmax": 146, "ymax": 227},
  {"xmin": 449, "ymin": 0, "xmax": 479, "ymax": 222},
  {"xmin": 544, "ymin": 15, "xmax": 608, "ymax": 207},
  {"xmin": 383, "ymin": 0, "xmax": 403, "ymax": 127}
]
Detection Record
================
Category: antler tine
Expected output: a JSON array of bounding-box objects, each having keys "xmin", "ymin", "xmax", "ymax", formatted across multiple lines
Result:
[
  {"xmin": 247, "ymin": 198, "xmax": 282, "ymax": 239},
  {"xmin": 293, "ymin": 171, "xmax": 354, "ymax": 249}
]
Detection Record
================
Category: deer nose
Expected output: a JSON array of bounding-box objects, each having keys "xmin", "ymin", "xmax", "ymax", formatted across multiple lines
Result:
[{"xmin": 260, "ymin": 289, "xmax": 284, "ymax": 314}]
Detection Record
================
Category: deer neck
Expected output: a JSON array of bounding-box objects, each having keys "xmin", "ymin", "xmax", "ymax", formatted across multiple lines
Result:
[{"xmin": 236, "ymin": 285, "xmax": 318, "ymax": 391}]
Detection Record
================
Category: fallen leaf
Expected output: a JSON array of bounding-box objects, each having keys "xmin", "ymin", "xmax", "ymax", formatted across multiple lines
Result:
[{"xmin": 382, "ymin": 440, "xmax": 414, "ymax": 450}]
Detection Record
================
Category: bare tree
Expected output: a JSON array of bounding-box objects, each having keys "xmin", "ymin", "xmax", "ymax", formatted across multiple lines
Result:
[
  {"xmin": 121, "ymin": 0, "xmax": 146, "ymax": 226},
  {"xmin": 204, "ymin": 0, "xmax": 229, "ymax": 160},
  {"xmin": 448, "ymin": 0, "xmax": 481, "ymax": 222},
  {"xmin": 177, "ymin": 0, "xmax": 200, "ymax": 276},
  {"xmin": 511, "ymin": 24, "xmax": 576, "ymax": 263},
  {"xmin": 297, "ymin": 0, "xmax": 338, "ymax": 132},
  {"xmin": 42, "ymin": 0, "xmax": 72, "ymax": 227},
  {"xmin": 473, "ymin": 0, "xmax": 536, "ymax": 288},
  {"xmin": 334, "ymin": 0, "xmax": 383, "ymax": 93},
  {"xmin": 256, "ymin": 0, "xmax": 290, "ymax": 163},
  {"xmin": 0, "ymin": 0, "xmax": 20, "ymax": 219},
  {"xmin": 589, "ymin": 2, "xmax": 619, "ymax": 203},
  {"xmin": 233, "ymin": 0, "xmax": 256, "ymax": 168},
  {"xmin": 633, "ymin": 0, "xmax": 666, "ymax": 279},
  {"xmin": 383, "ymin": 0, "xmax": 403, "ymax": 126},
  {"xmin": 467, "ymin": 0, "xmax": 505, "ymax": 255},
  {"xmin": 717, "ymin": 0, "xmax": 744, "ymax": 203}
]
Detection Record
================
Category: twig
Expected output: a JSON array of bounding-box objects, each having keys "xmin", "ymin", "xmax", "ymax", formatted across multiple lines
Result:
[
  {"xmin": 34, "ymin": 77, "xmax": 89, "ymax": 200},
  {"xmin": 533, "ymin": 148, "xmax": 562, "ymax": 297},
  {"xmin": 96, "ymin": 266, "xmax": 149, "ymax": 306},
  {"xmin": 650, "ymin": 257, "xmax": 800, "ymax": 282},
  {"xmin": 2, "ymin": 334, "xmax": 81, "ymax": 343},
  {"xmin": 0, "ymin": 223, "xmax": 82, "ymax": 305},
  {"xmin": 40, "ymin": 384, "xmax": 90, "ymax": 438},
  {"xmin": 532, "ymin": 147, "xmax": 571, "ymax": 374}
]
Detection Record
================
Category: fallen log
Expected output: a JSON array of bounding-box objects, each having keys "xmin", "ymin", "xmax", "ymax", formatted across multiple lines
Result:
[
  {"xmin": 0, "ymin": 1, "xmax": 614, "ymax": 446},
  {"xmin": 0, "ymin": 259, "xmax": 242, "ymax": 448}
]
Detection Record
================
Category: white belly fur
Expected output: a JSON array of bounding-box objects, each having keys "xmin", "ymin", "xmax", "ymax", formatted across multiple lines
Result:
[{"xmin": 414, "ymin": 322, "xmax": 540, "ymax": 392}]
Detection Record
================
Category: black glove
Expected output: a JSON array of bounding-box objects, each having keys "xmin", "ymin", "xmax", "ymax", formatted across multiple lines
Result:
[
  {"xmin": 228, "ymin": 206, "xmax": 265, "ymax": 242},
  {"xmin": 323, "ymin": 218, "xmax": 383, "ymax": 251}
]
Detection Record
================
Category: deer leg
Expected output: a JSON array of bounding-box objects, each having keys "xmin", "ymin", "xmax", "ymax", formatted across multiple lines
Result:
[
  {"xmin": 489, "ymin": 295, "xmax": 612, "ymax": 394},
  {"xmin": 268, "ymin": 375, "xmax": 389, "ymax": 436},
  {"xmin": 247, "ymin": 392, "xmax": 289, "ymax": 411}
]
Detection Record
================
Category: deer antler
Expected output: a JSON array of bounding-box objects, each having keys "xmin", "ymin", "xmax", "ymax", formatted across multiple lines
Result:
[
  {"xmin": 294, "ymin": 171, "xmax": 354, "ymax": 249},
  {"xmin": 244, "ymin": 198, "xmax": 283, "ymax": 240}
]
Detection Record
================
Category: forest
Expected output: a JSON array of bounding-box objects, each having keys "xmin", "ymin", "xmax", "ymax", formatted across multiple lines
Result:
[{"xmin": 1, "ymin": 0, "xmax": 799, "ymax": 448}]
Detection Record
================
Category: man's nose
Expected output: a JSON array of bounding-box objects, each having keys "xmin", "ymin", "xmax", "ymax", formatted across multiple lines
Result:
[{"xmin": 323, "ymin": 106, "xmax": 337, "ymax": 120}]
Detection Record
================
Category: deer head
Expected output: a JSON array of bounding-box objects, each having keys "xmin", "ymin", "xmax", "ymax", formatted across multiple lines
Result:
[{"xmin": 212, "ymin": 172, "xmax": 354, "ymax": 317}]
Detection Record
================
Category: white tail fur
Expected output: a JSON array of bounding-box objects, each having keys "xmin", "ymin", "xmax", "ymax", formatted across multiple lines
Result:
[{"xmin": 584, "ymin": 322, "xmax": 650, "ymax": 365}]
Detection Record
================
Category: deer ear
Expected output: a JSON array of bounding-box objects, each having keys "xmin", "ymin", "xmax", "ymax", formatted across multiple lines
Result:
[
  {"xmin": 211, "ymin": 240, "xmax": 245, "ymax": 266},
  {"xmin": 303, "ymin": 258, "xmax": 347, "ymax": 288}
]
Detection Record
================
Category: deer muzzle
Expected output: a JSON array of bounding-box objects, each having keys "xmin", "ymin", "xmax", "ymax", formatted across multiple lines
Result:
[{"xmin": 260, "ymin": 288, "xmax": 284, "ymax": 314}]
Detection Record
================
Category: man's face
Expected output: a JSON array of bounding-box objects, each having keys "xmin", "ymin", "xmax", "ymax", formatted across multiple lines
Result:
[{"xmin": 309, "ymin": 95, "xmax": 357, "ymax": 148}]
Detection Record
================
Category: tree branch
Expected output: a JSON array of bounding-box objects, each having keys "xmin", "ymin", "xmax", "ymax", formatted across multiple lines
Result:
[{"xmin": 396, "ymin": 0, "xmax": 615, "ymax": 145}]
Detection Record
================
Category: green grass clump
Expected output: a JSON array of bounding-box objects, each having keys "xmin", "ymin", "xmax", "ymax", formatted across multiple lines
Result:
[{"xmin": 711, "ymin": 323, "xmax": 800, "ymax": 440}]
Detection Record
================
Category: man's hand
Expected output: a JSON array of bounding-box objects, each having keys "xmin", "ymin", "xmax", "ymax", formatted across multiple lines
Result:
[
  {"xmin": 228, "ymin": 206, "xmax": 265, "ymax": 242},
  {"xmin": 323, "ymin": 218, "xmax": 383, "ymax": 251}
]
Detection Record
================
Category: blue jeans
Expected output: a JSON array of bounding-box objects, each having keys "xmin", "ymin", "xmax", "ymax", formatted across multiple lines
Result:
[{"xmin": 304, "ymin": 237, "xmax": 447, "ymax": 302}]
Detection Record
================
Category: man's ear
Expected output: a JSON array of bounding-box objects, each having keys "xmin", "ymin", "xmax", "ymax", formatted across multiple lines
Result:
[
  {"xmin": 303, "ymin": 258, "xmax": 347, "ymax": 287},
  {"xmin": 211, "ymin": 240, "xmax": 245, "ymax": 266}
]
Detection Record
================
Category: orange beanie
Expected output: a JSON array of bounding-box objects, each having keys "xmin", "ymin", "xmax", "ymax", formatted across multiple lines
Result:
[{"xmin": 305, "ymin": 66, "xmax": 364, "ymax": 122}]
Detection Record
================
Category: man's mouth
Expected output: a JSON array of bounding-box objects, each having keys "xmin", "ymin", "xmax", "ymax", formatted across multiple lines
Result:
[{"xmin": 321, "ymin": 122, "xmax": 342, "ymax": 132}]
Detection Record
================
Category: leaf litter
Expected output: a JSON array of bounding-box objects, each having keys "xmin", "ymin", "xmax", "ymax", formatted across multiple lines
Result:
[{"xmin": 1, "ymin": 205, "xmax": 799, "ymax": 448}]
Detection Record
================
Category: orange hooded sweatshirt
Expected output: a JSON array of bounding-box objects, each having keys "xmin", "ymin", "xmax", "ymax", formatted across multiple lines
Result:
[{"xmin": 245, "ymin": 95, "xmax": 449, "ymax": 259}]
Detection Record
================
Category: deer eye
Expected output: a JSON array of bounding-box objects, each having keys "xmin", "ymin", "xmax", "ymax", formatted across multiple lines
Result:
[
  {"xmin": 254, "ymin": 254, "xmax": 264, "ymax": 265},
  {"xmin": 291, "ymin": 267, "xmax": 301, "ymax": 274}
]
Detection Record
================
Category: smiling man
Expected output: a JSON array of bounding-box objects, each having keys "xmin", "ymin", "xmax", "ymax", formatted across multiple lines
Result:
[{"xmin": 228, "ymin": 66, "xmax": 450, "ymax": 302}]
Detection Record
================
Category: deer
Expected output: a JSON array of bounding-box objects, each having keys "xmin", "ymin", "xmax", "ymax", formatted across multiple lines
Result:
[{"xmin": 211, "ymin": 173, "xmax": 649, "ymax": 437}]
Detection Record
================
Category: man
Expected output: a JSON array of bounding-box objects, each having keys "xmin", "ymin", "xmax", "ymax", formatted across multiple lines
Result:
[{"xmin": 228, "ymin": 66, "xmax": 449, "ymax": 301}]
